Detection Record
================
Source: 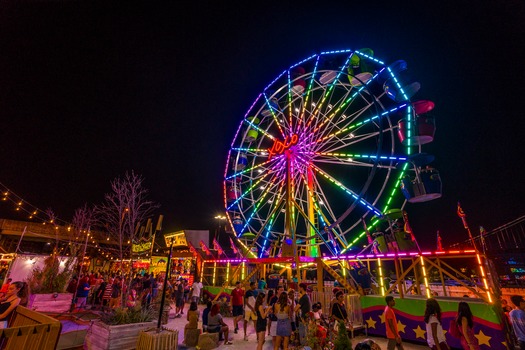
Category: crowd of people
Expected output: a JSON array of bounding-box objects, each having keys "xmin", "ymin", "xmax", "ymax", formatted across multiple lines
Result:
[
  {"xmin": 184, "ymin": 279, "xmax": 363, "ymax": 349},
  {"xmin": 0, "ymin": 270, "xmax": 524, "ymax": 350}
]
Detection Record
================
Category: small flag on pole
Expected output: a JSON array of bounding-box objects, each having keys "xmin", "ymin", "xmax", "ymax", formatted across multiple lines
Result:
[
  {"xmin": 229, "ymin": 237, "xmax": 239, "ymax": 255},
  {"xmin": 199, "ymin": 240, "xmax": 212, "ymax": 256},
  {"xmin": 213, "ymin": 238, "xmax": 224, "ymax": 256},
  {"xmin": 188, "ymin": 241, "xmax": 198, "ymax": 257},
  {"xmin": 437, "ymin": 231, "xmax": 444, "ymax": 251},
  {"xmin": 457, "ymin": 202, "xmax": 468, "ymax": 229},
  {"xmin": 361, "ymin": 219, "xmax": 374, "ymax": 245}
]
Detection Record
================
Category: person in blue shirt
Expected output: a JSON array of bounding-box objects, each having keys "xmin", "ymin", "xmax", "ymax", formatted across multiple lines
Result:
[
  {"xmin": 510, "ymin": 295, "xmax": 525, "ymax": 350},
  {"xmin": 258, "ymin": 278, "xmax": 267, "ymax": 291},
  {"xmin": 202, "ymin": 300, "xmax": 212, "ymax": 332},
  {"xmin": 76, "ymin": 276, "xmax": 90, "ymax": 310}
]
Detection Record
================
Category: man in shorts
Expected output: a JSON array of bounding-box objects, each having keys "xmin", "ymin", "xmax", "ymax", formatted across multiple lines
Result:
[
  {"xmin": 230, "ymin": 281, "xmax": 244, "ymax": 333},
  {"xmin": 174, "ymin": 279, "xmax": 185, "ymax": 317},
  {"xmin": 384, "ymin": 295, "xmax": 404, "ymax": 350},
  {"xmin": 243, "ymin": 281, "xmax": 257, "ymax": 341}
]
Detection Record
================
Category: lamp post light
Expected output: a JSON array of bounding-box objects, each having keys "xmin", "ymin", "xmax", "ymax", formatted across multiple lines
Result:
[
  {"xmin": 214, "ymin": 215, "xmax": 226, "ymax": 239},
  {"xmin": 157, "ymin": 232, "xmax": 176, "ymax": 332}
]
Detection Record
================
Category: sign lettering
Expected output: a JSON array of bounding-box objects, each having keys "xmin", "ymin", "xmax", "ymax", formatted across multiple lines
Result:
[{"xmin": 267, "ymin": 134, "xmax": 299, "ymax": 161}]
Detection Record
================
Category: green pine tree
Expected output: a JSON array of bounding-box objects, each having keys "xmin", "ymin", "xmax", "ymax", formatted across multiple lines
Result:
[{"xmin": 333, "ymin": 321, "xmax": 352, "ymax": 350}]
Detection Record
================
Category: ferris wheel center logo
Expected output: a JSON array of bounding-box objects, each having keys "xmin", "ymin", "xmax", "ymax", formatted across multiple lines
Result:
[{"xmin": 267, "ymin": 134, "xmax": 299, "ymax": 161}]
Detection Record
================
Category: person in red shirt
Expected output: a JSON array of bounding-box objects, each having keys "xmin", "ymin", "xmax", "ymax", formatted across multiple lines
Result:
[
  {"xmin": 230, "ymin": 281, "xmax": 245, "ymax": 334},
  {"xmin": 384, "ymin": 295, "xmax": 404, "ymax": 350},
  {"xmin": 0, "ymin": 278, "xmax": 12, "ymax": 298}
]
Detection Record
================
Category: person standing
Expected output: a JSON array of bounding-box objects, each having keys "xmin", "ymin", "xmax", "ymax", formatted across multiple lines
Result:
[
  {"xmin": 255, "ymin": 293, "xmax": 269, "ymax": 350},
  {"xmin": 509, "ymin": 295, "xmax": 525, "ymax": 350},
  {"xmin": 243, "ymin": 281, "xmax": 257, "ymax": 341},
  {"xmin": 174, "ymin": 279, "xmax": 185, "ymax": 317},
  {"xmin": 230, "ymin": 281, "xmax": 245, "ymax": 334},
  {"xmin": 384, "ymin": 295, "xmax": 404, "ymax": 350},
  {"xmin": 191, "ymin": 280, "xmax": 203, "ymax": 304},
  {"xmin": 455, "ymin": 301, "xmax": 480, "ymax": 350},
  {"xmin": 268, "ymin": 286, "xmax": 283, "ymax": 343},
  {"xmin": 294, "ymin": 282, "xmax": 311, "ymax": 345},
  {"xmin": 258, "ymin": 277, "xmax": 267, "ymax": 291},
  {"xmin": 423, "ymin": 298, "xmax": 449, "ymax": 350},
  {"xmin": 76, "ymin": 276, "xmax": 91, "ymax": 310},
  {"xmin": 109, "ymin": 276, "xmax": 122, "ymax": 310},
  {"xmin": 274, "ymin": 291, "xmax": 292, "ymax": 350}
]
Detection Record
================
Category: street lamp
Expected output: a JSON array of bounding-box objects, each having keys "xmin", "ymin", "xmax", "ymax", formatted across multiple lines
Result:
[
  {"xmin": 155, "ymin": 232, "xmax": 176, "ymax": 332},
  {"xmin": 214, "ymin": 215, "xmax": 226, "ymax": 240}
]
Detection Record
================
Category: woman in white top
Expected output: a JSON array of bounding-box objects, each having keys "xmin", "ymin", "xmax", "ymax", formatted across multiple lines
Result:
[{"xmin": 424, "ymin": 298, "xmax": 450, "ymax": 350}]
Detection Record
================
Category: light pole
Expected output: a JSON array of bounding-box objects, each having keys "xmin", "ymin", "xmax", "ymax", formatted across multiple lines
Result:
[
  {"xmin": 158, "ymin": 232, "xmax": 176, "ymax": 332},
  {"xmin": 214, "ymin": 215, "xmax": 226, "ymax": 239}
]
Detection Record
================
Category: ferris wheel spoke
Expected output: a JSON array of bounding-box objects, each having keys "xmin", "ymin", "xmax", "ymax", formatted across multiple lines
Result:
[
  {"xmin": 296, "ymin": 171, "xmax": 348, "ymax": 247},
  {"xmin": 309, "ymin": 162, "xmax": 382, "ymax": 217},
  {"xmin": 239, "ymin": 180, "xmax": 286, "ymax": 237}
]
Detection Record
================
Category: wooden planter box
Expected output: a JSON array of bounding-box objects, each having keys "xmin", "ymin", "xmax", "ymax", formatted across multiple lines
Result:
[
  {"xmin": 136, "ymin": 327, "xmax": 178, "ymax": 350},
  {"xmin": 28, "ymin": 293, "xmax": 73, "ymax": 313},
  {"xmin": 84, "ymin": 320, "xmax": 157, "ymax": 350}
]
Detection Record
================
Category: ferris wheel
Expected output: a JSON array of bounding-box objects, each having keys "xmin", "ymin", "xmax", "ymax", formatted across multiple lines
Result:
[{"xmin": 223, "ymin": 49, "xmax": 440, "ymax": 259}]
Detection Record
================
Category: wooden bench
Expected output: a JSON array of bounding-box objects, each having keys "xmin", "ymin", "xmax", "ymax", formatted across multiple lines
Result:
[{"xmin": 0, "ymin": 305, "xmax": 62, "ymax": 350}]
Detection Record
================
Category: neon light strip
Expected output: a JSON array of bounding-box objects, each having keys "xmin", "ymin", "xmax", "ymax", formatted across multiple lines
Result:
[
  {"xmin": 308, "ymin": 161, "xmax": 381, "ymax": 216},
  {"xmin": 305, "ymin": 54, "xmax": 352, "ymax": 130},
  {"xmin": 314, "ymin": 152, "xmax": 407, "ymax": 162},
  {"xmin": 296, "ymin": 55, "xmax": 321, "ymax": 134},
  {"xmin": 239, "ymin": 176, "xmax": 281, "ymax": 236},
  {"xmin": 226, "ymin": 170, "xmax": 272, "ymax": 211},
  {"xmin": 226, "ymin": 262, "xmax": 230, "ymax": 284},
  {"xmin": 420, "ymin": 256, "xmax": 431, "ymax": 298},
  {"xmin": 263, "ymin": 93, "xmax": 285, "ymax": 138},
  {"xmin": 354, "ymin": 49, "xmax": 385, "ymax": 65},
  {"xmin": 212, "ymin": 262, "xmax": 217, "ymax": 285},
  {"xmin": 322, "ymin": 250, "xmax": 481, "ymax": 259},
  {"xmin": 315, "ymin": 104, "xmax": 407, "ymax": 144},
  {"xmin": 225, "ymin": 158, "xmax": 275, "ymax": 180},
  {"xmin": 339, "ymin": 161, "xmax": 409, "ymax": 253},
  {"xmin": 476, "ymin": 253, "xmax": 493, "ymax": 303},
  {"xmin": 378, "ymin": 258, "xmax": 385, "ymax": 296},
  {"xmin": 287, "ymin": 70, "xmax": 293, "ymax": 130},
  {"xmin": 244, "ymin": 117, "xmax": 276, "ymax": 141},
  {"xmin": 241, "ymin": 262, "xmax": 245, "ymax": 280}
]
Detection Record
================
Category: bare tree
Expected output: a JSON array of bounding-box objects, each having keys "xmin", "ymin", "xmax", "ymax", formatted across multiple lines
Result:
[
  {"xmin": 95, "ymin": 171, "xmax": 160, "ymax": 274},
  {"xmin": 71, "ymin": 204, "xmax": 95, "ymax": 266}
]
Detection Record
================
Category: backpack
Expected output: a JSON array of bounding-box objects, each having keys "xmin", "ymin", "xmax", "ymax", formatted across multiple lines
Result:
[{"xmin": 448, "ymin": 318, "xmax": 461, "ymax": 338}]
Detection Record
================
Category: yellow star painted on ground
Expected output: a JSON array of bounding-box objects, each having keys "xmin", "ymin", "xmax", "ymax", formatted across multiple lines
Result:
[
  {"xmin": 379, "ymin": 312, "xmax": 385, "ymax": 323},
  {"xmin": 413, "ymin": 325, "xmax": 426, "ymax": 339},
  {"xmin": 475, "ymin": 329, "xmax": 492, "ymax": 347},
  {"xmin": 397, "ymin": 320, "xmax": 407, "ymax": 334},
  {"xmin": 366, "ymin": 316, "xmax": 377, "ymax": 329}
]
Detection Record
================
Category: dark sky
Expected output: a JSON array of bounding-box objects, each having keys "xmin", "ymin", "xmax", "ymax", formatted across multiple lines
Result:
[{"xmin": 1, "ymin": 1, "xmax": 524, "ymax": 250}]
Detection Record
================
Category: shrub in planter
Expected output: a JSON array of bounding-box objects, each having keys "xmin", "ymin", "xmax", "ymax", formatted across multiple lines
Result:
[
  {"xmin": 26, "ymin": 255, "xmax": 76, "ymax": 294},
  {"xmin": 85, "ymin": 306, "xmax": 158, "ymax": 350},
  {"xmin": 333, "ymin": 321, "xmax": 352, "ymax": 350}
]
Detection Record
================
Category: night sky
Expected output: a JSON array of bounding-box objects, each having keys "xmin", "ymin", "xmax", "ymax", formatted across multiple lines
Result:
[{"xmin": 1, "ymin": 1, "xmax": 524, "ymax": 250}]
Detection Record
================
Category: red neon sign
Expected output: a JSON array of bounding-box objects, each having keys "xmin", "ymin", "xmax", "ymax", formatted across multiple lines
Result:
[{"xmin": 267, "ymin": 134, "xmax": 299, "ymax": 161}]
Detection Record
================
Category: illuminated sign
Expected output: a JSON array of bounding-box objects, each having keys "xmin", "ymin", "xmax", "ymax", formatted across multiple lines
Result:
[{"xmin": 267, "ymin": 134, "xmax": 298, "ymax": 161}]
